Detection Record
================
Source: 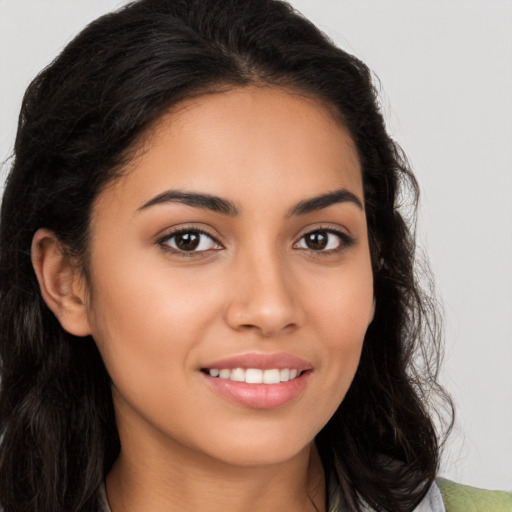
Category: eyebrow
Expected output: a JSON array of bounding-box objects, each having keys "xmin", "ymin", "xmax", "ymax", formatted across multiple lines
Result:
[
  {"xmin": 138, "ymin": 190, "xmax": 239, "ymax": 216},
  {"xmin": 138, "ymin": 187, "xmax": 363, "ymax": 216},
  {"xmin": 287, "ymin": 189, "xmax": 363, "ymax": 216}
]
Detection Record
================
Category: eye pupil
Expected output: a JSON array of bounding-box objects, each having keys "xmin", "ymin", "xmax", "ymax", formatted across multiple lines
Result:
[
  {"xmin": 175, "ymin": 232, "xmax": 200, "ymax": 251},
  {"xmin": 305, "ymin": 231, "xmax": 328, "ymax": 250}
]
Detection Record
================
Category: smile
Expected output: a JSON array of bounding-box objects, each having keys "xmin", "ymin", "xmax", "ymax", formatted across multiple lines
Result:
[
  {"xmin": 200, "ymin": 353, "xmax": 312, "ymax": 409},
  {"xmin": 204, "ymin": 367, "xmax": 300, "ymax": 384}
]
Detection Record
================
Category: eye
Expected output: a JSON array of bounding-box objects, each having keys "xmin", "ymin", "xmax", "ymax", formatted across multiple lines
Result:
[
  {"xmin": 294, "ymin": 229, "xmax": 352, "ymax": 252},
  {"xmin": 159, "ymin": 229, "xmax": 221, "ymax": 253}
]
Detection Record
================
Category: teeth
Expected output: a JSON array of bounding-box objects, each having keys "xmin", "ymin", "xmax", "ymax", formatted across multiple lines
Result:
[
  {"xmin": 207, "ymin": 367, "xmax": 302, "ymax": 384},
  {"xmin": 230, "ymin": 368, "xmax": 245, "ymax": 382},
  {"xmin": 262, "ymin": 368, "xmax": 280, "ymax": 384},
  {"xmin": 245, "ymin": 368, "xmax": 263, "ymax": 383},
  {"xmin": 280, "ymin": 368, "xmax": 290, "ymax": 382}
]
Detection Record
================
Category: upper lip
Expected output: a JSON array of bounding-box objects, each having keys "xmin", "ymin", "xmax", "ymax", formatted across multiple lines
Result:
[{"xmin": 201, "ymin": 352, "xmax": 313, "ymax": 372}]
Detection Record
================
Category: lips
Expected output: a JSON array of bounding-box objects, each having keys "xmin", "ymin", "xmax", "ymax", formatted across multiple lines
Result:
[{"xmin": 200, "ymin": 353, "xmax": 312, "ymax": 409}]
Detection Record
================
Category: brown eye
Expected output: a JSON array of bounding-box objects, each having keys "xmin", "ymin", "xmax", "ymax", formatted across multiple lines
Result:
[
  {"xmin": 161, "ymin": 230, "xmax": 220, "ymax": 253},
  {"xmin": 295, "ymin": 229, "xmax": 352, "ymax": 252},
  {"xmin": 304, "ymin": 231, "xmax": 328, "ymax": 250},
  {"xmin": 175, "ymin": 232, "xmax": 200, "ymax": 251}
]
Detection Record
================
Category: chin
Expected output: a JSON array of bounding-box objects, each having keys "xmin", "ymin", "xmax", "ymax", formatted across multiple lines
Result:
[
  {"xmin": 207, "ymin": 439, "xmax": 312, "ymax": 468},
  {"xmin": 188, "ymin": 418, "xmax": 320, "ymax": 468}
]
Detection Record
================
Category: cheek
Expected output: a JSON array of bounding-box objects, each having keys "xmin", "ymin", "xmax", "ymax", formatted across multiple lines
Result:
[
  {"xmin": 85, "ymin": 257, "xmax": 200, "ymax": 387},
  {"xmin": 85, "ymin": 273, "xmax": 209, "ymax": 434},
  {"xmin": 87, "ymin": 246, "xmax": 219, "ymax": 343},
  {"xmin": 84, "ymin": 246, "xmax": 234, "ymax": 413},
  {"xmin": 304, "ymin": 260, "xmax": 373, "ymax": 395},
  {"xmin": 308, "ymin": 256, "xmax": 374, "ymax": 338}
]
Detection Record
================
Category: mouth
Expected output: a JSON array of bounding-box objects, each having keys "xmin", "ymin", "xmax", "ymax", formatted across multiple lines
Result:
[
  {"xmin": 200, "ymin": 353, "xmax": 312, "ymax": 409},
  {"xmin": 201, "ymin": 367, "xmax": 305, "ymax": 384}
]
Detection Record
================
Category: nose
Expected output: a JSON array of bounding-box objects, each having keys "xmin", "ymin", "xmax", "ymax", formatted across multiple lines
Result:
[{"xmin": 224, "ymin": 249, "xmax": 301, "ymax": 337}]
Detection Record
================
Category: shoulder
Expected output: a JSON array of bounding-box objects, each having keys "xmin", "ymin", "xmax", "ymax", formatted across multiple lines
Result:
[{"xmin": 436, "ymin": 477, "xmax": 512, "ymax": 512}]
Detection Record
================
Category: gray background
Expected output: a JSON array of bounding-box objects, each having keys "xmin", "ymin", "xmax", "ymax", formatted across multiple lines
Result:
[{"xmin": 1, "ymin": 0, "xmax": 511, "ymax": 489}]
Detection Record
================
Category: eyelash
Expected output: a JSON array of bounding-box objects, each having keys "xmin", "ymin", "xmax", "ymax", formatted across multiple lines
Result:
[
  {"xmin": 157, "ymin": 227, "xmax": 222, "ymax": 256},
  {"xmin": 157, "ymin": 226, "xmax": 354, "ymax": 256},
  {"xmin": 293, "ymin": 227, "xmax": 355, "ymax": 254}
]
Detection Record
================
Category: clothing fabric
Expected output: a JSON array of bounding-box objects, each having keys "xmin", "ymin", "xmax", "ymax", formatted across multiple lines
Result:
[
  {"xmin": 326, "ymin": 479, "xmax": 445, "ymax": 512},
  {"xmin": 98, "ymin": 479, "xmax": 446, "ymax": 512},
  {"xmin": 414, "ymin": 484, "xmax": 446, "ymax": 512},
  {"xmin": 98, "ymin": 483, "xmax": 110, "ymax": 511},
  {"xmin": 436, "ymin": 478, "xmax": 512, "ymax": 512}
]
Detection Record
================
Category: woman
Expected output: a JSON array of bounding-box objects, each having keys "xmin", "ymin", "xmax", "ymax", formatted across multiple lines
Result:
[{"xmin": 0, "ymin": 1, "xmax": 508, "ymax": 511}]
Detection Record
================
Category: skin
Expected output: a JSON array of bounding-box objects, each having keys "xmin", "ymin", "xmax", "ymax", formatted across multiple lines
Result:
[{"xmin": 32, "ymin": 86, "xmax": 374, "ymax": 512}]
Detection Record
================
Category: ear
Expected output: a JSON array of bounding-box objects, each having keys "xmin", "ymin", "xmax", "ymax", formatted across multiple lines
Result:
[{"xmin": 31, "ymin": 228, "xmax": 91, "ymax": 337}]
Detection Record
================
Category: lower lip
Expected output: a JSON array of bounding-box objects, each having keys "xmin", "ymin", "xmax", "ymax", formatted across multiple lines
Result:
[{"xmin": 202, "ymin": 371, "xmax": 310, "ymax": 409}]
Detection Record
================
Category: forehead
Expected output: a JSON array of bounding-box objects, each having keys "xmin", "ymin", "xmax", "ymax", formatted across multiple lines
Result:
[{"xmin": 96, "ymin": 86, "xmax": 363, "ymax": 214}]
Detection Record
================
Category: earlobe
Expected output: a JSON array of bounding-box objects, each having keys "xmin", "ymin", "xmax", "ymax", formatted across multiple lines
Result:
[{"xmin": 31, "ymin": 228, "xmax": 91, "ymax": 337}]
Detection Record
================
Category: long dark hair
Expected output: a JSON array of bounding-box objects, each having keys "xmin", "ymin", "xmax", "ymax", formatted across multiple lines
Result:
[{"xmin": 0, "ymin": 1, "xmax": 453, "ymax": 510}]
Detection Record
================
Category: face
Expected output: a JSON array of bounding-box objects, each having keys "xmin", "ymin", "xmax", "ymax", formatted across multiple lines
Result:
[{"xmin": 83, "ymin": 86, "xmax": 374, "ymax": 467}]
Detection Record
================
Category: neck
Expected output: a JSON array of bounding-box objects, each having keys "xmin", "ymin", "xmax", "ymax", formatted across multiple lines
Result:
[{"xmin": 105, "ymin": 431, "xmax": 325, "ymax": 512}]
